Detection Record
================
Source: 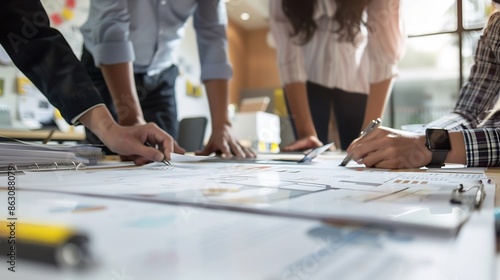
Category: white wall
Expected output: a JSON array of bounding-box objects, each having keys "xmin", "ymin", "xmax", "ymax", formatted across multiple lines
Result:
[{"xmin": 0, "ymin": 64, "xmax": 19, "ymax": 126}]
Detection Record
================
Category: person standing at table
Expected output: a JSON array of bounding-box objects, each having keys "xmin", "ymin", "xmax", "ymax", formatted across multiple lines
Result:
[
  {"xmin": 80, "ymin": 0, "xmax": 254, "ymax": 159},
  {"xmin": 0, "ymin": 0, "xmax": 184, "ymax": 166},
  {"xmin": 347, "ymin": 3, "xmax": 500, "ymax": 168},
  {"xmin": 269, "ymin": 0, "xmax": 406, "ymax": 151}
]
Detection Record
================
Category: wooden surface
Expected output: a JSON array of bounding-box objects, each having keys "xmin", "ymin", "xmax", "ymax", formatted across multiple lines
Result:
[{"xmin": 0, "ymin": 129, "xmax": 85, "ymax": 141}]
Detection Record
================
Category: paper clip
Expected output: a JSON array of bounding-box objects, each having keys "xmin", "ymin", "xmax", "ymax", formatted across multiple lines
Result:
[{"xmin": 450, "ymin": 181, "xmax": 486, "ymax": 209}]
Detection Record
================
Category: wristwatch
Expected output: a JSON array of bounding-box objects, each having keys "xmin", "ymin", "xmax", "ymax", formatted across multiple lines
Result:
[{"xmin": 425, "ymin": 128, "xmax": 451, "ymax": 168}]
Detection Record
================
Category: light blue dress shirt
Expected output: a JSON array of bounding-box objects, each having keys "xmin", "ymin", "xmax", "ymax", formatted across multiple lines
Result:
[{"xmin": 81, "ymin": 0, "xmax": 232, "ymax": 80}]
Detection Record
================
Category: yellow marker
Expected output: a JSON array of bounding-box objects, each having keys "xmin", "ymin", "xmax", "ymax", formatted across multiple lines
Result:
[
  {"xmin": 0, "ymin": 221, "xmax": 91, "ymax": 269},
  {"xmin": 258, "ymin": 141, "xmax": 266, "ymax": 152},
  {"xmin": 194, "ymin": 85, "xmax": 203, "ymax": 97},
  {"xmin": 16, "ymin": 77, "xmax": 31, "ymax": 94},
  {"xmin": 270, "ymin": 142, "xmax": 280, "ymax": 153},
  {"xmin": 186, "ymin": 80, "xmax": 193, "ymax": 96}
]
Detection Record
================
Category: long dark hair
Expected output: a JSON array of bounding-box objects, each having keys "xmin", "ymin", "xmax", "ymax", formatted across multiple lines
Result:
[{"xmin": 281, "ymin": 0, "xmax": 372, "ymax": 44}]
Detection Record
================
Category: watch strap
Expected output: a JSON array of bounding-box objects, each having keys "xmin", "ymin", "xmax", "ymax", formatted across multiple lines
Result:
[{"xmin": 427, "ymin": 150, "xmax": 448, "ymax": 168}]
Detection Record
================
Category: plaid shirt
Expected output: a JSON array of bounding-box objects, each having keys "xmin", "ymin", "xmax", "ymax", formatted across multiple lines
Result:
[{"xmin": 425, "ymin": 12, "xmax": 500, "ymax": 167}]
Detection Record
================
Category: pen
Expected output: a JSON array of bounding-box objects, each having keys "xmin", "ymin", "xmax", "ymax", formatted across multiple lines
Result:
[
  {"xmin": 42, "ymin": 130, "xmax": 55, "ymax": 144},
  {"xmin": 145, "ymin": 141, "xmax": 170, "ymax": 166},
  {"xmin": 339, "ymin": 118, "xmax": 382, "ymax": 166},
  {"xmin": 298, "ymin": 142, "xmax": 334, "ymax": 163}
]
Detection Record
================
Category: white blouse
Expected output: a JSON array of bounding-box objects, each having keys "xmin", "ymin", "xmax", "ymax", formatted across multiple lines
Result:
[{"xmin": 269, "ymin": 0, "xmax": 406, "ymax": 94}]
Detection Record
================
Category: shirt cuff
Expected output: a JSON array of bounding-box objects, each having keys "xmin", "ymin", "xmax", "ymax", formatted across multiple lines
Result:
[
  {"xmin": 462, "ymin": 128, "xmax": 500, "ymax": 167},
  {"xmin": 92, "ymin": 41, "xmax": 135, "ymax": 67},
  {"xmin": 370, "ymin": 64, "xmax": 398, "ymax": 83},
  {"xmin": 71, "ymin": 104, "xmax": 106, "ymax": 125},
  {"xmin": 279, "ymin": 62, "xmax": 307, "ymax": 85},
  {"xmin": 425, "ymin": 113, "xmax": 473, "ymax": 131},
  {"xmin": 200, "ymin": 63, "xmax": 233, "ymax": 81}
]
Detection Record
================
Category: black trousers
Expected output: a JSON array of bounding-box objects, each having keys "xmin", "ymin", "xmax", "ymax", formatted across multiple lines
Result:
[
  {"xmin": 288, "ymin": 81, "xmax": 367, "ymax": 150},
  {"xmin": 81, "ymin": 48, "xmax": 179, "ymax": 150}
]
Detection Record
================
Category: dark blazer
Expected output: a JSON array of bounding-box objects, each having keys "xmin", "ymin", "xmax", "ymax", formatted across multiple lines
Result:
[{"xmin": 0, "ymin": 0, "xmax": 103, "ymax": 124}]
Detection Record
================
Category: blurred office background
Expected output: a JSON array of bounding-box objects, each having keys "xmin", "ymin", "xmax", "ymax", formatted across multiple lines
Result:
[
  {"xmin": 224, "ymin": 0, "xmax": 493, "ymax": 129},
  {"xmin": 0, "ymin": 0, "xmax": 494, "ymax": 144}
]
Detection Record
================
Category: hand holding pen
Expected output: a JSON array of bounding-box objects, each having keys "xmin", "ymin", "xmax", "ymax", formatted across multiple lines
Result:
[
  {"xmin": 340, "ymin": 118, "xmax": 382, "ymax": 166},
  {"xmin": 145, "ymin": 141, "xmax": 171, "ymax": 166}
]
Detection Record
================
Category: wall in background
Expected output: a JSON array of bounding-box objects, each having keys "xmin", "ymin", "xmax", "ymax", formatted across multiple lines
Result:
[
  {"xmin": 227, "ymin": 21, "xmax": 281, "ymax": 107},
  {"xmin": 227, "ymin": 21, "xmax": 248, "ymax": 105},
  {"xmin": 0, "ymin": 9, "xmax": 212, "ymax": 135},
  {"xmin": 0, "ymin": 64, "xmax": 18, "ymax": 126},
  {"xmin": 245, "ymin": 28, "xmax": 281, "ymax": 90},
  {"xmin": 0, "ymin": 7, "xmax": 283, "ymax": 144},
  {"xmin": 173, "ymin": 18, "xmax": 210, "ymax": 122}
]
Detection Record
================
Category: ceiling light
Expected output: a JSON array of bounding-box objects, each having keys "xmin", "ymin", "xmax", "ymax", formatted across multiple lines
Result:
[{"xmin": 240, "ymin": 12, "xmax": 250, "ymax": 21}]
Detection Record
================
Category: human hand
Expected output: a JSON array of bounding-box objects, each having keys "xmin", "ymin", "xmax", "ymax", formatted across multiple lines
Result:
[
  {"xmin": 101, "ymin": 122, "xmax": 185, "ymax": 166},
  {"xmin": 79, "ymin": 106, "xmax": 184, "ymax": 165},
  {"xmin": 282, "ymin": 135, "xmax": 323, "ymax": 152},
  {"xmin": 195, "ymin": 124, "xmax": 256, "ymax": 158},
  {"xmin": 346, "ymin": 126, "xmax": 431, "ymax": 169},
  {"xmin": 117, "ymin": 117, "xmax": 148, "ymax": 162}
]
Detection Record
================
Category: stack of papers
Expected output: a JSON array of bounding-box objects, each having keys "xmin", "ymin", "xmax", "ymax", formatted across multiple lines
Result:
[
  {"xmin": 2, "ymin": 155, "xmax": 495, "ymax": 279},
  {"xmin": 0, "ymin": 141, "xmax": 102, "ymax": 170},
  {"xmin": 15, "ymin": 161, "xmax": 493, "ymax": 233}
]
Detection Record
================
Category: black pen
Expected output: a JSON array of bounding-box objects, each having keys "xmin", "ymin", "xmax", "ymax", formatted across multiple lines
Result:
[
  {"xmin": 145, "ymin": 141, "xmax": 171, "ymax": 166},
  {"xmin": 339, "ymin": 118, "xmax": 381, "ymax": 166}
]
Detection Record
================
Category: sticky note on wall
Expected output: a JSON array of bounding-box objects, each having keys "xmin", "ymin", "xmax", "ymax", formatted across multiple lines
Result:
[
  {"xmin": 61, "ymin": 7, "xmax": 74, "ymax": 21},
  {"xmin": 273, "ymin": 88, "xmax": 288, "ymax": 117},
  {"xmin": 17, "ymin": 77, "xmax": 32, "ymax": 94}
]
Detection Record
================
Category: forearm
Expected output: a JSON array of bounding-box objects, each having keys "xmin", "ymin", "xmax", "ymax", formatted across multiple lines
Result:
[
  {"xmin": 205, "ymin": 79, "xmax": 231, "ymax": 129},
  {"xmin": 78, "ymin": 105, "xmax": 118, "ymax": 142},
  {"xmin": 101, "ymin": 62, "xmax": 144, "ymax": 125},
  {"xmin": 284, "ymin": 82, "xmax": 317, "ymax": 138},
  {"xmin": 363, "ymin": 78, "xmax": 394, "ymax": 128},
  {"xmin": 199, "ymin": 79, "xmax": 255, "ymax": 158}
]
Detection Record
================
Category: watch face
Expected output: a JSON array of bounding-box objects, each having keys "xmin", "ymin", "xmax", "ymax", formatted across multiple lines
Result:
[{"xmin": 426, "ymin": 129, "xmax": 451, "ymax": 150}]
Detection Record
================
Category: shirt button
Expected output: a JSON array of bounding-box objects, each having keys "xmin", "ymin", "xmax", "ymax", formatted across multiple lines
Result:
[{"xmin": 161, "ymin": 0, "xmax": 166, "ymax": 4}]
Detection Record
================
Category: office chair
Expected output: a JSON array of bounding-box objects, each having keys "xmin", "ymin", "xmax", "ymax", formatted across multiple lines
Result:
[{"xmin": 177, "ymin": 117, "xmax": 208, "ymax": 152}]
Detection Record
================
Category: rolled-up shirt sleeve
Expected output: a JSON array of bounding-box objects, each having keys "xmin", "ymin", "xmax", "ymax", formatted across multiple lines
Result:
[
  {"xmin": 367, "ymin": 0, "xmax": 406, "ymax": 83},
  {"xmin": 0, "ymin": 0, "xmax": 104, "ymax": 124},
  {"xmin": 269, "ymin": 0, "xmax": 307, "ymax": 85},
  {"xmin": 424, "ymin": 113, "xmax": 474, "ymax": 131},
  {"xmin": 193, "ymin": 0, "xmax": 232, "ymax": 81},
  {"xmin": 80, "ymin": 0, "xmax": 134, "ymax": 67},
  {"xmin": 463, "ymin": 128, "xmax": 500, "ymax": 167}
]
